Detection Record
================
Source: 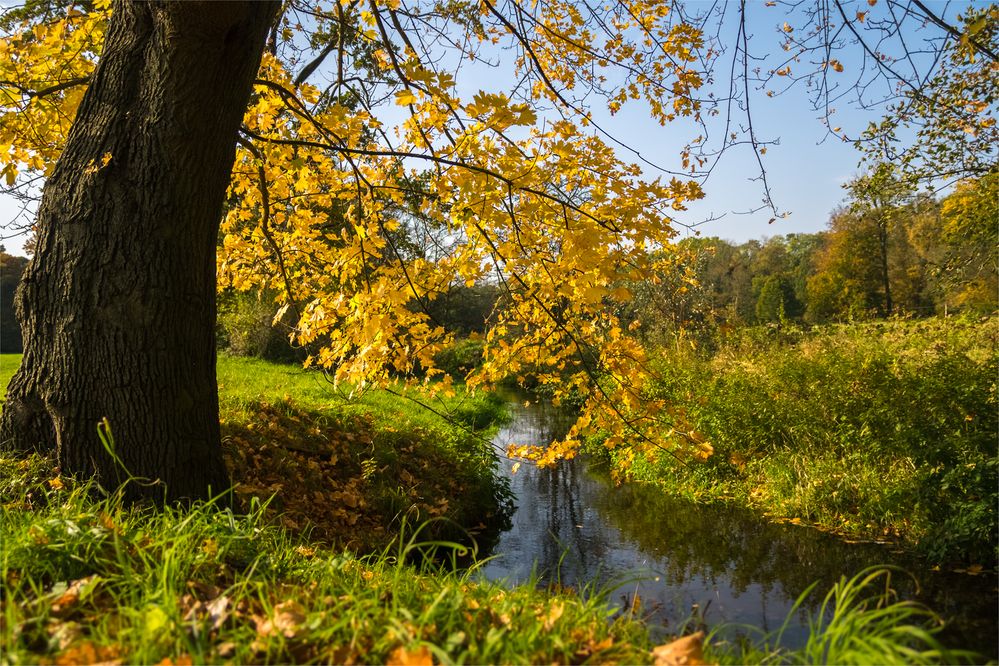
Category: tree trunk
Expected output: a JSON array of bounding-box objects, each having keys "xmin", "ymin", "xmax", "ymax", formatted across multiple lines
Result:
[
  {"xmin": 0, "ymin": 1, "xmax": 278, "ymax": 502},
  {"xmin": 877, "ymin": 218, "xmax": 893, "ymax": 316}
]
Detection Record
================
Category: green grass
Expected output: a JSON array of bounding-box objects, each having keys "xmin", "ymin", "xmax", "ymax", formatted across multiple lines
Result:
[
  {"xmin": 0, "ymin": 351, "xmax": 981, "ymax": 663},
  {"xmin": 1, "ymin": 456, "xmax": 974, "ymax": 665},
  {"xmin": 613, "ymin": 315, "xmax": 998, "ymax": 565},
  {"xmin": 0, "ymin": 455, "xmax": 652, "ymax": 664},
  {"xmin": 0, "ymin": 353, "xmax": 19, "ymax": 395},
  {"xmin": 2, "ymin": 354, "xmax": 513, "ymax": 554},
  {"xmin": 216, "ymin": 354, "xmax": 508, "ymax": 434},
  {"xmin": 214, "ymin": 356, "xmax": 513, "ymax": 552}
]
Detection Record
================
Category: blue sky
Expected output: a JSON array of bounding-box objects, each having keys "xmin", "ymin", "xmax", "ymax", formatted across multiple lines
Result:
[{"xmin": 0, "ymin": 0, "xmax": 969, "ymax": 255}]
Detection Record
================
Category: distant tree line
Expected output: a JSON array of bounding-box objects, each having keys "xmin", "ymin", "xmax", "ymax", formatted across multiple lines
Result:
[
  {"xmin": 626, "ymin": 171, "xmax": 997, "ymax": 346},
  {"xmin": 213, "ymin": 282, "xmax": 503, "ymax": 364}
]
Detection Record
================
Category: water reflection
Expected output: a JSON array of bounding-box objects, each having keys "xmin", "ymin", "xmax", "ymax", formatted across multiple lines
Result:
[{"xmin": 480, "ymin": 399, "xmax": 998, "ymax": 656}]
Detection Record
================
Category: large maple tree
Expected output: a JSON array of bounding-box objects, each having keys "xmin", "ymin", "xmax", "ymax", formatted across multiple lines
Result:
[{"xmin": 0, "ymin": 0, "xmax": 710, "ymax": 499}]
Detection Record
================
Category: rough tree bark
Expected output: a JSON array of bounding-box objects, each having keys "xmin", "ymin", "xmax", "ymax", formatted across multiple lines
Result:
[
  {"xmin": 876, "ymin": 218, "xmax": 893, "ymax": 316},
  {"xmin": 0, "ymin": 1, "xmax": 279, "ymax": 502}
]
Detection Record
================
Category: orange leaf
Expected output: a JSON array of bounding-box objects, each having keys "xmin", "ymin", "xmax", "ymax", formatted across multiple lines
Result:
[
  {"xmin": 52, "ymin": 575, "xmax": 100, "ymax": 614},
  {"xmin": 55, "ymin": 641, "xmax": 120, "ymax": 665},
  {"xmin": 387, "ymin": 645, "xmax": 434, "ymax": 666},
  {"xmin": 542, "ymin": 601, "xmax": 564, "ymax": 631},
  {"xmin": 652, "ymin": 632, "xmax": 709, "ymax": 666},
  {"xmin": 156, "ymin": 657, "xmax": 192, "ymax": 666}
]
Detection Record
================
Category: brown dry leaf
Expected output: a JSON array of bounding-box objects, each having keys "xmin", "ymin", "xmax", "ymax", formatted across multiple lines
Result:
[
  {"xmin": 652, "ymin": 632, "xmax": 709, "ymax": 666},
  {"xmin": 575, "ymin": 635, "xmax": 615, "ymax": 660},
  {"xmin": 98, "ymin": 512, "xmax": 116, "ymax": 531},
  {"xmin": 387, "ymin": 645, "xmax": 434, "ymax": 666},
  {"xmin": 52, "ymin": 575, "xmax": 100, "ymax": 614},
  {"xmin": 54, "ymin": 641, "xmax": 121, "ymax": 666},
  {"xmin": 216, "ymin": 642, "xmax": 237, "ymax": 658},
  {"xmin": 257, "ymin": 600, "xmax": 307, "ymax": 638}
]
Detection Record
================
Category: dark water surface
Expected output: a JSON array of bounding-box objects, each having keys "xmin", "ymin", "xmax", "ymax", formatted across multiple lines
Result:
[{"xmin": 479, "ymin": 399, "xmax": 998, "ymax": 657}]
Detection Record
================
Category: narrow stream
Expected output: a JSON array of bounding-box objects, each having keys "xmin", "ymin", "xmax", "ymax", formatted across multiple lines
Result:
[{"xmin": 479, "ymin": 398, "xmax": 998, "ymax": 658}]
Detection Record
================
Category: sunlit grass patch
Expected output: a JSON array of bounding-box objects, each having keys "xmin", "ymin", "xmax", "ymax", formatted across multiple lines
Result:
[
  {"xmin": 0, "ymin": 353, "xmax": 20, "ymax": 398},
  {"xmin": 214, "ymin": 356, "xmax": 513, "ymax": 552},
  {"xmin": 1, "ymin": 354, "xmax": 512, "ymax": 553},
  {"xmin": 0, "ymin": 456, "xmax": 650, "ymax": 664}
]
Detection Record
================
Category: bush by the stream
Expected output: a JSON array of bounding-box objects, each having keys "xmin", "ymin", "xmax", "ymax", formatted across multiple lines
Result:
[
  {"xmin": 616, "ymin": 315, "xmax": 998, "ymax": 566},
  {"xmin": 433, "ymin": 338, "xmax": 486, "ymax": 379},
  {"xmin": 216, "ymin": 289, "xmax": 304, "ymax": 363}
]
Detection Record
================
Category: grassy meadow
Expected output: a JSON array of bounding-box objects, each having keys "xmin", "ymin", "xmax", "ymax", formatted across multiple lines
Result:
[
  {"xmin": 604, "ymin": 315, "xmax": 998, "ymax": 566},
  {"xmin": 2, "ymin": 351, "xmax": 984, "ymax": 663}
]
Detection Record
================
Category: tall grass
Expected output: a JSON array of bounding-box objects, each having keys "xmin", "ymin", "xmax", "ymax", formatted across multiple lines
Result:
[
  {"xmin": 620, "ymin": 316, "xmax": 997, "ymax": 564},
  {"xmin": 2, "ymin": 455, "xmax": 979, "ymax": 664},
  {"xmin": 1, "ymin": 350, "xmax": 987, "ymax": 663},
  {"xmin": 0, "ymin": 455, "xmax": 651, "ymax": 664},
  {"xmin": 707, "ymin": 568, "xmax": 977, "ymax": 665}
]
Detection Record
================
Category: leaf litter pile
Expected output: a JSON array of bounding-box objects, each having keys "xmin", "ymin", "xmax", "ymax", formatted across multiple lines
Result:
[{"xmin": 220, "ymin": 398, "xmax": 510, "ymax": 553}]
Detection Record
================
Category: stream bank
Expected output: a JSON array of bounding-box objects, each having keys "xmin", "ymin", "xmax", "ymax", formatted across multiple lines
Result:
[{"xmin": 480, "ymin": 397, "xmax": 999, "ymax": 658}]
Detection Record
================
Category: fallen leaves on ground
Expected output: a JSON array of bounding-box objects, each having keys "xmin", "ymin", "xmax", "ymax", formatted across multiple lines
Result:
[
  {"xmin": 652, "ymin": 631, "xmax": 710, "ymax": 666},
  {"xmin": 222, "ymin": 400, "xmax": 484, "ymax": 553},
  {"xmin": 45, "ymin": 641, "xmax": 120, "ymax": 666},
  {"xmin": 387, "ymin": 644, "xmax": 435, "ymax": 666},
  {"xmin": 256, "ymin": 600, "xmax": 308, "ymax": 638}
]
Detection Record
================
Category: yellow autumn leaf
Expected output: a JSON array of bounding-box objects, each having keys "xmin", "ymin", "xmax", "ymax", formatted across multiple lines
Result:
[
  {"xmin": 202, "ymin": 538, "xmax": 218, "ymax": 557},
  {"xmin": 542, "ymin": 601, "xmax": 564, "ymax": 630},
  {"xmin": 395, "ymin": 89, "xmax": 418, "ymax": 106},
  {"xmin": 387, "ymin": 645, "xmax": 434, "ymax": 666}
]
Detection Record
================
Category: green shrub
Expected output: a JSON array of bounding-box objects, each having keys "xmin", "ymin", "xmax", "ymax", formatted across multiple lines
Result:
[
  {"xmin": 217, "ymin": 289, "xmax": 302, "ymax": 363},
  {"xmin": 629, "ymin": 316, "xmax": 998, "ymax": 564},
  {"xmin": 433, "ymin": 338, "xmax": 485, "ymax": 378}
]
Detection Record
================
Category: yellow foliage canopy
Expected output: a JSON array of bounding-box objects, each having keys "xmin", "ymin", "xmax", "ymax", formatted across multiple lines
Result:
[{"xmin": 0, "ymin": 0, "xmax": 712, "ymax": 467}]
